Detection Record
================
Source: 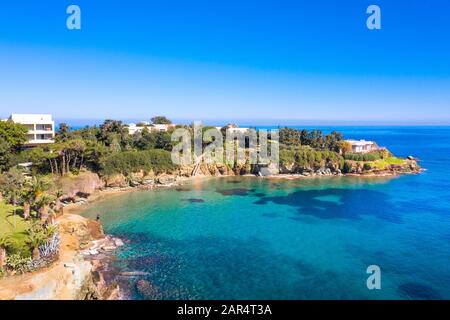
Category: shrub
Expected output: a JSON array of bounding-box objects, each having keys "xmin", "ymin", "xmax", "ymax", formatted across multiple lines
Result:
[
  {"xmin": 342, "ymin": 161, "xmax": 354, "ymax": 173},
  {"xmin": 279, "ymin": 146, "xmax": 343, "ymax": 170},
  {"xmin": 100, "ymin": 149, "xmax": 177, "ymax": 176},
  {"xmin": 279, "ymin": 149, "xmax": 296, "ymax": 165},
  {"xmin": 344, "ymin": 151, "xmax": 383, "ymax": 162},
  {"xmin": 6, "ymin": 253, "xmax": 32, "ymax": 274}
]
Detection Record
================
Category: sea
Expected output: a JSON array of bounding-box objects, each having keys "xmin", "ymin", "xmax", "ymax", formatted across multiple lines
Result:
[{"xmin": 79, "ymin": 126, "xmax": 450, "ymax": 299}]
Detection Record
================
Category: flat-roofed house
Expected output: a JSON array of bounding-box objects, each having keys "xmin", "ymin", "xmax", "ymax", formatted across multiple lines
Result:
[
  {"xmin": 346, "ymin": 139, "xmax": 377, "ymax": 153},
  {"xmin": 151, "ymin": 124, "xmax": 175, "ymax": 132},
  {"xmin": 215, "ymin": 125, "xmax": 250, "ymax": 135},
  {"xmin": 126, "ymin": 123, "xmax": 144, "ymax": 135},
  {"xmin": 126, "ymin": 122, "xmax": 176, "ymax": 135},
  {"xmin": 7, "ymin": 114, "xmax": 55, "ymax": 146}
]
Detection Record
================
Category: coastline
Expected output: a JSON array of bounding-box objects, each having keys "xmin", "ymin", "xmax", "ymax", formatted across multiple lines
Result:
[
  {"xmin": 63, "ymin": 171, "xmax": 414, "ymax": 214},
  {"xmin": 1, "ymin": 168, "xmax": 422, "ymax": 300}
]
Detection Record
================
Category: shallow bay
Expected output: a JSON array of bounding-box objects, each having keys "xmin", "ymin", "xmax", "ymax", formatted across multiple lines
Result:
[{"xmin": 80, "ymin": 126, "xmax": 450, "ymax": 299}]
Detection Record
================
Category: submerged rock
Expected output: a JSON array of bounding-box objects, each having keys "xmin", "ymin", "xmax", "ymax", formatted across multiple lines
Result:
[
  {"xmin": 136, "ymin": 279, "xmax": 161, "ymax": 299},
  {"xmin": 119, "ymin": 271, "xmax": 150, "ymax": 277},
  {"xmin": 186, "ymin": 198, "xmax": 205, "ymax": 203},
  {"xmin": 216, "ymin": 188, "xmax": 252, "ymax": 196},
  {"xmin": 398, "ymin": 282, "xmax": 442, "ymax": 300}
]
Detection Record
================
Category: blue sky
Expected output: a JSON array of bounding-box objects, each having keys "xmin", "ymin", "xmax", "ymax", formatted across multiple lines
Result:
[{"xmin": 0, "ymin": 0, "xmax": 449, "ymax": 125}]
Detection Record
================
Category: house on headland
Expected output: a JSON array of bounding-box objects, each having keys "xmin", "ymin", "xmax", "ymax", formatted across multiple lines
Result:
[
  {"xmin": 3, "ymin": 114, "xmax": 55, "ymax": 146},
  {"xmin": 346, "ymin": 139, "xmax": 378, "ymax": 153}
]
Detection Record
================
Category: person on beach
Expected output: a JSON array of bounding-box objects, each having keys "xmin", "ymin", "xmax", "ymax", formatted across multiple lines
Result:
[{"xmin": 96, "ymin": 213, "xmax": 100, "ymax": 222}]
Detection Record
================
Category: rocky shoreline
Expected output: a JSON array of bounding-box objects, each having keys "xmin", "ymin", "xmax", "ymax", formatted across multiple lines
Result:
[
  {"xmin": 0, "ymin": 213, "xmax": 124, "ymax": 300},
  {"xmin": 0, "ymin": 156, "xmax": 422, "ymax": 300}
]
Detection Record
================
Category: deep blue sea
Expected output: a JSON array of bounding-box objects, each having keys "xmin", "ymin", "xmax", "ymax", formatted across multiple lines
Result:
[{"xmin": 80, "ymin": 126, "xmax": 450, "ymax": 299}]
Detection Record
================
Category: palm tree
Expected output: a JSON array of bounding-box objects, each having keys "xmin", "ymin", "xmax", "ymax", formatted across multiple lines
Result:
[
  {"xmin": 28, "ymin": 176, "xmax": 53, "ymax": 221},
  {"xmin": 36, "ymin": 194, "xmax": 54, "ymax": 225},
  {"xmin": 29, "ymin": 176, "xmax": 52, "ymax": 200},
  {"xmin": 20, "ymin": 188, "xmax": 34, "ymax": 220},
  {"xmin": 0, "ymin": 235, "xmax": 11, "ymax": 269},
  {"xmin": 54, "ymin": 189, "xmax": 64, "ymax": 214},
  {"xmin": 26, "ymin": 224, "xmax": 47, "ymax": 260}
]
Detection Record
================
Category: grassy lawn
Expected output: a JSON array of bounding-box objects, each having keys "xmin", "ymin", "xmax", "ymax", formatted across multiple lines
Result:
[
  {"xmin": 367, "ymin": 157, "xmax": 405, "ymax": 170},
  {"xmin": 384, "ymin": 157, "xmax": 405, "ymax": 165},
  {"xmin": 0, "ymin": 202, "xmax": 32, "ymax": 256}
]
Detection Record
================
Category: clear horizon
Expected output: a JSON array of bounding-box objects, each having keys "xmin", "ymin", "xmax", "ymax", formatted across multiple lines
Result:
[{"xmin": 1, "ymin": 1, "xmax": 449, "ymax": 123}]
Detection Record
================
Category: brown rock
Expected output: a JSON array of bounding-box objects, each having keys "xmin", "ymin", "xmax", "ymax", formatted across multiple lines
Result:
[
  {"xmin": 103, "ymin": 174, "xmax": 128, "ymax": 188},
  {"xmin": 57, "ymin": 171, "xmax": 105, "ymax": 198}
]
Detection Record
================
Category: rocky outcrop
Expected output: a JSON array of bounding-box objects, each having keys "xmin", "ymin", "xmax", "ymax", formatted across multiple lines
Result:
[
  {"xmin": 0, "ymin": 214, "xmax": 122, "ymax": 300},
  {"xmin": 279, "ymin": 162, "xmax": 341, "ymax": 176},
  {"xmin": 343, "ymin": 159, "xmax": 420, "ymax": 175},
  {"xmin": 57, "ymin": 171, "xmax": 105, "ymax": 199},
  {"xmin": 279, "ymin": 157, "xmax": 420, "ymax": 177},
  {"xmin": 103, "ymin": 174, "xmax": 128, "ymax": 188}
]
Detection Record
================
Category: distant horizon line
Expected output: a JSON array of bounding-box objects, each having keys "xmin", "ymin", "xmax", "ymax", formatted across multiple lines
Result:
[
  {"xmin": 56, "ymin": 118, "xmax": 450, "ymax": 127},
  {"xmin": 3, "ymin": 114, "xmax": 450, "ymax": 127}
]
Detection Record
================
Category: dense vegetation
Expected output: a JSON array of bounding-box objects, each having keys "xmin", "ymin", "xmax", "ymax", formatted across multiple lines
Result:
[
  {"xmin": 100, "ymin": 149, "xmax": 176, "ymax": 176},
  {"xmin": 0, "ymin": 117, "xmax": 178, "ymax": 275},
  {"xmin": 343, "ymin": 150, "xmax": 390, "ymax": 162},
  {"xmin": 278, "ymin": 128, "xmax": 346, "ymax": 172},
  {"xmin": 276, "ymin": 127, "xmax": 409, "ymax": 175}
]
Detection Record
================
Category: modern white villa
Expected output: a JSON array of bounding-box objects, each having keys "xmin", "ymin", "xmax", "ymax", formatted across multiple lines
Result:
[
  {"xmin": 126, "ymin": 122, "xmax": 176, "ymax": 135},
  {"xmin": 4, "ymin": 114, "xmax": 55, "ymax": 146},
  {"xmin": 215, "ymin": 125, "xmax": 250, "ymax": 134},
  {"xmin": 346, "ymin": 139, "xmax": 378, "ymax": 153}
]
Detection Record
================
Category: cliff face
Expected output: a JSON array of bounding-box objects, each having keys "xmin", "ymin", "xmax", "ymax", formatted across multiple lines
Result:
[
  {"xmin": 56, "ymin": 171, "xmax": 105, "ymax": 199},
  {"xmin": 279, "ymin": 157, "xmax": 420, "ymax": 177},
  {"xmin": 0, "ymin": 214, "xmax": 120, "ymax": 300}
]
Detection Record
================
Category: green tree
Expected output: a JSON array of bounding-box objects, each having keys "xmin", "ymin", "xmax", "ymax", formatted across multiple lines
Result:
[
  {"xmin": 279, "ymin": 128, "xmax": 301, "ymax": 146},
  {"xmin": 0, "ymin": 168, "xmax": 25, "ymax": 204},
  {"xmin": 20, "ymin": 187, "xmax": 34, "ymax": 220},
  {"xmin": 154, "ymin": 132, "xmax": 172, "ymax": 150},
  {"xmin": 46, "ymin": 139, "xmax": 87, "ymax": 175},
  {"xmin": 26, "ymin": 223, "xmax": 48, "ymax": 260},
  {"xmin": 54, "ymin": 190, "xmax": 64, "ymax": 214},
  {"xmin": 0, "ymin": 235, "xmax": 12, "ymax": 269},
  {"xmin": 0, "ymin": 121, "xmax": 28, "ymax": 149},
  {"xmin": 56, "ymin": 123, "xmax": 71, "ymax": 142},
  {"xmin": 324, "ymin": 130, "xmax": 344, "ymax": 152},
  {"xmin": 151, "ymin": 116, "xmax": 172, "ymax": 124},
  {"xmin": 300, "ymin": 129, "xmax": 309, "ymax": 145},
  {"xmin": 0, "ymin": 168, "xmax": 26, "ymax": 230},
  {"xmin": 0, "ymin": 139, "xmax": 12, "ymax": 173},
  {"xmin": 133, "ymin": 127, "xmax": 156, "ymax": 150},
  {"xmin": 36, "ymin": 194, "xmax": 54, "ymax": 225},
  {"xmin": 308, "ymin": 129, "xmax": 324, "ymax": 149},
  {"xmin": 98, "ymin": 120, "xmax": 132, "ymax": 151}
]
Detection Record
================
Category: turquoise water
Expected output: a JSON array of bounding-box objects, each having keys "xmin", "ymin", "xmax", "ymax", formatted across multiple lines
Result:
[{"xmin": 80, "ymin": 126, "xmax": 450, "ymax": 299}]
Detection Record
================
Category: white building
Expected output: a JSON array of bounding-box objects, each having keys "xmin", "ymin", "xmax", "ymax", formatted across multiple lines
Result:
[
  {"xmin": 126, "ymin": 123, "xmax": 175, "ymax": 135},
  {"xmin": 152, "ymin": 124, "xmax": 175, "ymax": 132},
  {"xmin": 215, "ymin": 126, "xmax": 250, "ymax": 134},
  {"xmin": 346, "ymin": 139, "xmax": 377, "ymax": 153},
  {"xmin": 7, "ymin": 114, "xmax": 55, "ymax": 146},
  {"xmin": 126, "ymin": 123, "xmax": 144, "ymax": 135}
]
